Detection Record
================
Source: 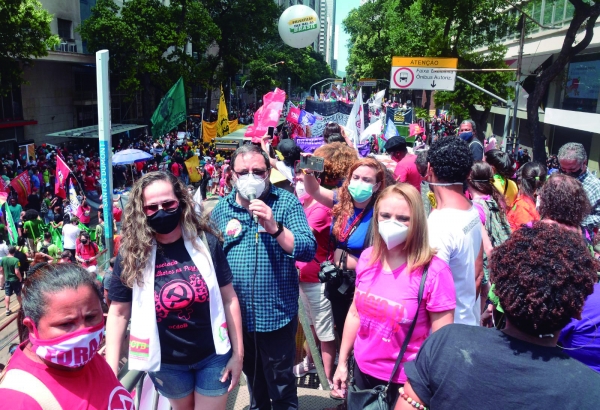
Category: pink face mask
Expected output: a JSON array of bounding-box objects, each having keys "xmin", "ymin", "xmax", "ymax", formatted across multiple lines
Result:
[{"xmin": 29, "ymin": 321, "xmax": 104, "ymax": 368}]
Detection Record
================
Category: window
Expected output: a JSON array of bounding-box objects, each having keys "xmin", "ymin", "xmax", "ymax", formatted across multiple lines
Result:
[{"xmin": 57, "ymin": 19, "xmax": 72, "ymax": 40}]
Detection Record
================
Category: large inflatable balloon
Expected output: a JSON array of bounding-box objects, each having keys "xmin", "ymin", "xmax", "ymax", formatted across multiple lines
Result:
[{"xmin": 278, "ymin": 5, "xmax": 320, "ymax": 49}]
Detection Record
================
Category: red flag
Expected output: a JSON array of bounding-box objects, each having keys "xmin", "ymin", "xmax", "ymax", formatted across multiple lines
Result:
[
  {"xmin": 55, "ymin": 155, "xmax": 71, "ymax": 199},
  {"xmin": 10, "ymin": 172, "xmax": 31, "ymax": 206},
  {"xmin": 286, "ymin": 107, "xmax": 301, "ymax": 124}
]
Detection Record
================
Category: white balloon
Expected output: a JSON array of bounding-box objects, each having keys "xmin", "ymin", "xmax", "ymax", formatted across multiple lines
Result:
[{"xmin": 278, "ymin": 5, "xmax": 320, "ymax": 49}]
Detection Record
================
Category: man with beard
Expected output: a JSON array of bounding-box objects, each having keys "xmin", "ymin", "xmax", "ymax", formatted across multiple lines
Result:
[{"xmin": 211, "ymin": 144, "xmax": 316, "ymax": 410}]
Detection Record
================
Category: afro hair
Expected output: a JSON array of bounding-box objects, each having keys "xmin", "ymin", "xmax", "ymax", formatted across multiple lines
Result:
[{"xmin": 428, "ymin": 137, "xmax": 473, "ymax": 183}]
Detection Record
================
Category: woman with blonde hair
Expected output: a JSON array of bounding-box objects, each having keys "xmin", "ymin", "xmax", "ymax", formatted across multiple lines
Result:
[
  {"xmin": 332, "ymin": 184, "xmax": 456, "ymax": 406},
  {"xmin": 105, "ymin": 171, "xmax": 243, "ymax": 410}
]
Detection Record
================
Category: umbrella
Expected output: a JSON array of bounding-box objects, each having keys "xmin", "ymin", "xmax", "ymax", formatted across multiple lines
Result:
[{"xmin": 112, "ymin": 149, "xmax": 153, "ymax": 165}]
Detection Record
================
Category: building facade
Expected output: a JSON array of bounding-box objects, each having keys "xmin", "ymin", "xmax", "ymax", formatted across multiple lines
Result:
[{"xmin": 475, "ymin": 0, "xmax": 600, "ymax": 170}]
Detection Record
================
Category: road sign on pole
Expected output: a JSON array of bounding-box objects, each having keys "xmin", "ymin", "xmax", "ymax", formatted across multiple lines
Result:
[
  {"xmin": 359, "ymin": 78, "xmax": 377, "ymax": 87},
  {"xmin": 390, "ymin": 57, "xmax": 458, "ymax": 91}
]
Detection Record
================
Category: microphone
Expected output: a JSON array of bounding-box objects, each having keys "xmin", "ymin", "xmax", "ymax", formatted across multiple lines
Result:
[{"xmin": 246, "ymin": 187, "xmax": 258, "ymax": 224}]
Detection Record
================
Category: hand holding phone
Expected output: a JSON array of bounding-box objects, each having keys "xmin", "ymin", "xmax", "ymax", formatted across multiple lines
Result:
[{"xmin": 299, "ymin": 155, "xmax": 325, "ymax": 173}]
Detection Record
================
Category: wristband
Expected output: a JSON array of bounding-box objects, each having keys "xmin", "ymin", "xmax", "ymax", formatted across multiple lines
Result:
[{"xmin": 270, "ymin": 221, "xmax": 284, "ymax": 238}]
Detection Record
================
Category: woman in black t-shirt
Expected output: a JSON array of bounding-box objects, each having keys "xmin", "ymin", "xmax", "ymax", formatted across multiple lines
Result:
[{"xmin": 106, "ymin": 171, "xmax": 243, "ymax": 410}]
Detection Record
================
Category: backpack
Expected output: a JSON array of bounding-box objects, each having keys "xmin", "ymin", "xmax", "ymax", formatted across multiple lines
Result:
[{"xmin": 473, "ymin": 196, "xmax": 512, "ymax": 280}]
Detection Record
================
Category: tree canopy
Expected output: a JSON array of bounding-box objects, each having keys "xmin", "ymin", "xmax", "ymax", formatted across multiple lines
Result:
[
  {"xmin": 0, "ymin": 0, "xmax": 58, "ymax": 95},
  {"xmin": 343, "ymin": 0, "xmax": 516, "ymax": 135}
]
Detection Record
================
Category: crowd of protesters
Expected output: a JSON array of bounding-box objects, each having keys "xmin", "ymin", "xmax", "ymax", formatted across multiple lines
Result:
[{"xmin": 0, "ymin": 110, "xmax": 599, "ymax": 410}]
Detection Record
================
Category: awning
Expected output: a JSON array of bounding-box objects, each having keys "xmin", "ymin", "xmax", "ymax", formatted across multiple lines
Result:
[
  {"xmin": 545, "ymin": 108, "xmax": 600, "ymax": 134},
  {"xmin": 506, "ymin": 54, "xmax": 552, "ymax": 76},
  {"xmin": 46, "ymin": 124, "xmax": 147, "ymax": 139}
]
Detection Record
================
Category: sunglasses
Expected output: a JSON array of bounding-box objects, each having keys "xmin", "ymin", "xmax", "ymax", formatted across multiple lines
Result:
[
  {"xmin": 233, "ymin": 169, "xmax": 268, "ymax": 178},
  {"xmin": 143, "ymin": 199, "xmax": 179, "ymax": 216}
]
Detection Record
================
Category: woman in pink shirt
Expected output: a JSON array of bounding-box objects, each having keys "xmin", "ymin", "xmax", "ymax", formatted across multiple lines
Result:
[
  {"xmin": 0, "ymin": 263, "xmax": 131, "ymax": 408},
  {"xmin": 331, "ymin": 184, "xmax": 456, "ymax": 405},
  {"xmin": 75, "ymin": 197, "xmax": 92, "ymax": 227}
]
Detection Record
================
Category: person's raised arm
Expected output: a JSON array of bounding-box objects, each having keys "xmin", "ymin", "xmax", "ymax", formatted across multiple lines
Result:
[
  {"xmin": 105, "ymin": 300, "xmax": 132, "ymax": 376},
  {"xmin": 302, "ymin": 171, "xmax": 334, "ymax": 209},
  {"xmin": 260, "ymin": 134, "xmax": 278, "ymax": 169}
]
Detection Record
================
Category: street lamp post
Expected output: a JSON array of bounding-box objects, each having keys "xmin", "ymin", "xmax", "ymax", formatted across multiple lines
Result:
[{"xmin": 308, "ymin": 78, "xmax": 338, "ymax": 97}]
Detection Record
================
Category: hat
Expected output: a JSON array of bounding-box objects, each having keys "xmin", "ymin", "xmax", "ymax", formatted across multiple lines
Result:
[
  {"xmin": 384, "ymin": 136, "xmax": 407, "ymax": 153},
  {"xmin": 277, "ymin": 139, "xmax": 298, "ymax": 159}
]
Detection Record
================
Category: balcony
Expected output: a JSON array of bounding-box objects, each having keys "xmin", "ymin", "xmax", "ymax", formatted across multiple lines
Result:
[{"xmin": 54, "ymin": 41, "xmax": 78, "ymax": 53}]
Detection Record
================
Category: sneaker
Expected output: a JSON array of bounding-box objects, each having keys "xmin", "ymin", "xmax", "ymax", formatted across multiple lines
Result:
[
  {"xmin": 293, "ymin": 356, "xmax": 316, "ymax": 377},
  {"xmin": 5, "ymin": 310, "xmax": 11, "ymax": 316}
]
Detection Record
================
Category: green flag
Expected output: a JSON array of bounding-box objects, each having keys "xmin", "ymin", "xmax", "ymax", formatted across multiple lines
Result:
[
  {"xmin": 5, "ymin": 206, "xmax": 17, "ymax": 246},
  {"xmin": 151, "ymin": 77, "xmax": 187, "ymax": 137}
]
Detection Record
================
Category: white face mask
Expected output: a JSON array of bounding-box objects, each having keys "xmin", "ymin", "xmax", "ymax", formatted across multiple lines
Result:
[
  {"xmin": 236, "ymin": 174, "xmax": 267, "ymax": 200},
  {"xmin": 378, "ymin": 219, "xmax": 409, "ymax": 250}
]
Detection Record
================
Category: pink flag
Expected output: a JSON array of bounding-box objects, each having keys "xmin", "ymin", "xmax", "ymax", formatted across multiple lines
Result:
[
  {"xmin": 409, "ymin": 123, "xmax": 423, "ymax": 137},
  {"xmin": 245, "ymin": 88, "xmax": 287, "ymax": 142}
]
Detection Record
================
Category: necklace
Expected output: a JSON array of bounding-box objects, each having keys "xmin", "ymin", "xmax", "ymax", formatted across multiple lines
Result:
[{"xmin": 338, "ymin": 207, "xmax": 369, "ymax": 243}]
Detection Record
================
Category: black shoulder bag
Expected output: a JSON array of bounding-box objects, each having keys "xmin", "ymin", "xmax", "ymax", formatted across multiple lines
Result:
[{"xmin": 346, "ymin": 265, "xmax": 429, "ymax": 410}]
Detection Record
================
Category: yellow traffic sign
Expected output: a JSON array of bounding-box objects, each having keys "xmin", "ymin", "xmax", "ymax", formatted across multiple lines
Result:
[{"xmin": 391, "ymin": 57, "xmax": 458, "ymax": 69}]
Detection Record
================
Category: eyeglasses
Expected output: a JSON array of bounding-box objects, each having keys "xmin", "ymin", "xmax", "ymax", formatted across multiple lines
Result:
[
  {"xmin": 143, "ymin": 199, "xmax": 179, "ymax": 216},
  {"xmin": 233, "ymin": 169, "xmax": 268, "ymax": 178}
]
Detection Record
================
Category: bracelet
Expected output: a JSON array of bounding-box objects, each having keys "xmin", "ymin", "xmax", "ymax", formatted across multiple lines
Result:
[{"xmin": 398, "ymin": 387, "xmax": 428, "ymax": 410}]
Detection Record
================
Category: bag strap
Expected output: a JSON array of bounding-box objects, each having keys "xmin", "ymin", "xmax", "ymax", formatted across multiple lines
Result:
[
  {"xmin": 386, "ymin": 264, "xmax": 429, "ymax": 388},
  {"xmin": 0, "ymin": 369, "xmax": 63, "ymax": 410}
]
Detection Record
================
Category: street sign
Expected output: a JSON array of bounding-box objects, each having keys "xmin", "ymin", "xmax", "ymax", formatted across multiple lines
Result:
[
  {"xmin": 359, "ymin": 78, "xmax": 377, "ymax": 87},
  {"xmin": 390, "ymin": 57, "xmax": 458, "ymax": 91}
]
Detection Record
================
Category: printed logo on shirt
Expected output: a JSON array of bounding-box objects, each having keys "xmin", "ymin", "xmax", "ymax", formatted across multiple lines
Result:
[
  {"xmin": 355, "ymin": 288, "xmax": 408, "ymax": 340},
  {"xmin": 108, "ymin": 386, "xmax": 135, "ymax": 410},
  {"xmin": 225, "ymin": 218, "xmax": 242, "ymax": 237},
  {"xmin": 463, "ymin": 216, "xmax": 480, "ymax": 235},
  {"xmin": 155, "ymin": 276, "xmax": 210, "ymax": 322},
  {"xmin": 129, "ymin": 336, "xmax": 150, "ymax": 359}
]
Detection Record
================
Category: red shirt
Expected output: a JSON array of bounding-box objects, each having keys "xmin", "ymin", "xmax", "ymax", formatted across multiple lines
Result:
[
  {"xmin": 171, "ymin": 162, "xmax": 181, "ymax": 176},
  {"xmin": 113, "ymin": 206, "xmax": 123, "ymax": 222},
  {"xmin": 76, "ymin": 241, "xmax": 99, "ymax": 268},
  {"xmin": 393, "ymin": 154, "xmax": 422, "ymax": 193},
  {"xmin": 84, "ymin": 175, "xmax": 96, "ymax": 192},
  {"xmin": 296, "ymin": 201, "xmax": 332, "ymax": 282},
  {"xmin": 76, "ymin": 205, "xmax": 92, "ymax": 224},
  {"xmin": 0, "ymin": 342, "xmax": 133, "ymax": 410}
]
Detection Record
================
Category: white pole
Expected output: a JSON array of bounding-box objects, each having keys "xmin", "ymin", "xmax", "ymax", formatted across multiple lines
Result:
[{"xmin": 96, "ymin": 50, "xmax": 114, "ymax": 258}]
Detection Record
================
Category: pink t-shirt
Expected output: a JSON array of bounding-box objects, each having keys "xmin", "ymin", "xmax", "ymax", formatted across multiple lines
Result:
[
  {"xmin": 76, "ymin": 205, "xmax": 91, "ymax": 224},
  {"xmin": 0, "ymin": 343, "xmax": 133, "ymax": 409},
  {"xmin": 353, "ymin": 249, "xmax": 456, "ymax": 384},
  {"xmin": 393, "ymin": 154, "xmax": 422, "ymax": 193},
  {"xmin": 296, "ymin": 201, "xmax": 332, "ymax": 283}
]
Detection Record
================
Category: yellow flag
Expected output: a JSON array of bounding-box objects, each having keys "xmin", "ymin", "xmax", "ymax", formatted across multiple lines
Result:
[
  {"xmin": 185, "ymin": 155, "xmax": 202, "ymax": 183},
  {"xmin": 216, "ymin": 85, "xmax": 230, "ymax": 138}
]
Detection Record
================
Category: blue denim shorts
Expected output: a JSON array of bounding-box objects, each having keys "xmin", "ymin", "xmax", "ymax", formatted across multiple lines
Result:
[{"xmin": 148, "ymin": 350, "xmax": 232, "ymax": 399}]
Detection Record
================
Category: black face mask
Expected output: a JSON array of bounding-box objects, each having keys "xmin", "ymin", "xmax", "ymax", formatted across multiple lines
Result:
[
  {"xmin": 561, "ymin": 167, "xmax": 584, "ymax": 178},
  {"xmin": 80, "ymin": 239, "xmax": 88, "ymax": 244},
  {"xmin": 146, "ymin": 206, "xmax": 182, "ymax": 235}
]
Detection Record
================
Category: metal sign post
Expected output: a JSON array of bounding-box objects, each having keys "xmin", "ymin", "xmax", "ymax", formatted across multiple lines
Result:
[{"xmin": 96, "ymin": 50, "xmax": 114, "ymax": 258}]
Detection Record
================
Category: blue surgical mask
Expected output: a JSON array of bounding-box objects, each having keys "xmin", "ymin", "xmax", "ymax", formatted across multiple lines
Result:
[
  {"xmin": 459, "ymin": 131, "xmax": 473, "ymax": 141},
  {"xmin": 348, "ymin": 180, "xmax": 375, "ymax": 203}
]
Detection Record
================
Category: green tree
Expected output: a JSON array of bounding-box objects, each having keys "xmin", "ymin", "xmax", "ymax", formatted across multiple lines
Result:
[
  {"xmin": 526, "ymin": 0, "xmax": 600, "ymax": 162},
  {"xmin": 0, "ymin": 0, "xmax": 59, "ymax": 95},
  {"xmin": 344, "ymin": 0, "xmax": 515, "ymax": 135},
  {"xmin": 245, "ymin": 39, "xmax": 335, "ymax": 97},
  {"xmin": 79, "ymin": 0, "xmax": 219, "ymax": 124}
]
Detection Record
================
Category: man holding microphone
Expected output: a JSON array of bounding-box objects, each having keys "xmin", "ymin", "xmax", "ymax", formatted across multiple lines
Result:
[{"xmin": 211, "ymin": 144, "xmax": 316, "ymax": 409}]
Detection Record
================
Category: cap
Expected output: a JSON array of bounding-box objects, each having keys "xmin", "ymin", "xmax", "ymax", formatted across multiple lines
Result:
[
  {"xmin": 277, "ymin": 138, "xmax": 298, "ymax": 159},
  {"xmin": 384, "ymin": 136, "xmax": 407, "ymax": 153}
]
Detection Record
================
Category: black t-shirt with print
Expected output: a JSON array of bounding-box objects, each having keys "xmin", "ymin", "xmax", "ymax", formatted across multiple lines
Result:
[{"xmin": 109, "ymin": 233, "xmax": 233, "ymax": 364}]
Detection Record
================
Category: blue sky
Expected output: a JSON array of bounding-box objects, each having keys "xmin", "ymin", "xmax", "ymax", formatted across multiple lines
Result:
[{"xmin": 336, "ymin": 0, "xmax": 360, "ymax": 76}]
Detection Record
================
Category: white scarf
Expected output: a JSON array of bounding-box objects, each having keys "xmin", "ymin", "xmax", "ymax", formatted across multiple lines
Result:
[{"xmin": 129, "ymin": 234, "xmax": 231, "ymax": 371}]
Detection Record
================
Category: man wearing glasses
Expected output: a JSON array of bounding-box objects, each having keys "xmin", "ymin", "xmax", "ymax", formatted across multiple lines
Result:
[
  {"xmin": 557, "ymin": 142, "xmax": 600, "ymax": 240},
  {"xmin": 211, "ymin": 144, "xmax": 316, "ymax": 409}
]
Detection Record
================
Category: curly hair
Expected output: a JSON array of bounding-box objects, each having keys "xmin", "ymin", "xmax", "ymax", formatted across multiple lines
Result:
[
  {"xmin": 314, "ymin": 142, "xmax": 358, "ymax": 186},
  {"xmin": 485, "ymin": 149, "xmax": 513, "ymax": 179},
  {"xmin": 23, "ymin": 209, "xmax": 39, "ymax": 222},
  {"xmin": 332, "ymin": 158, "xmax": 386, "ymax": 240},
  {"xmin": 490, "ymin": 222, "xmax": 599, "ymax": 336},
  {"xmin": 518, "ymin": 162, "xmax": 547, "ymax": 201},
  {"xmin": 428, "ymin": 137, "xmax": 473, "ymax": 183},
  {"xmin": 467, "ymin": 161, "xmax": 508, "ymax": 215},
  {"xmin": 538, "ymin": 174, "xmax": 590, "ymax": 227},
  {"xmin": 120, "ymin": 171, "xmax": 217, "ymax": 287}
]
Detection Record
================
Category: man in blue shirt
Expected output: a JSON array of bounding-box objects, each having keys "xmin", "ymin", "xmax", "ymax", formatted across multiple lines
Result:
[{"xmin": 212, "ymin": 144, "xmax": 316, "ymax": 410}]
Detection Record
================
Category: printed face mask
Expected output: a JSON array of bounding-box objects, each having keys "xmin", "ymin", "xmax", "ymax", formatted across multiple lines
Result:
[
  {"xmin": 378, "ymin": 219, "xmax": 409, "ymax": 250},
  {"xmin": 236, "ymin": 174, "xmax": 267, "ymax": 200},
  {"xmin": 348, "ymin": 180, "xmax": 375, "ymax": 203},
  {"xmin": 146, "ymin": 206, "xmax": 182, "ymax": 235},
  {"xmin": 29, "ymin": 321, "xmax": 104, "ymax": 368}
]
